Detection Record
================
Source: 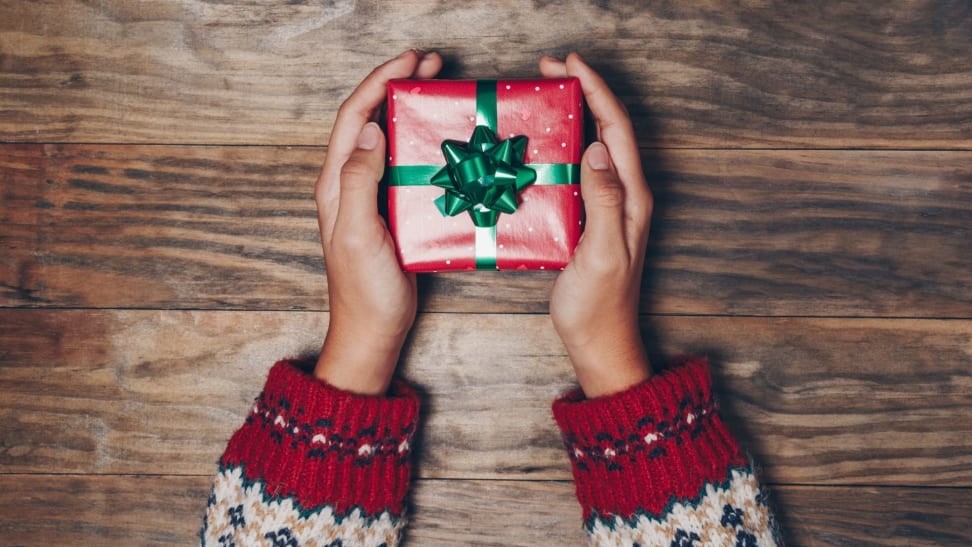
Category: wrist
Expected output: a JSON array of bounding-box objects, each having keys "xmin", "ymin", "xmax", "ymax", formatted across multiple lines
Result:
[
  {"xmin": 314, "ymin": 322, "xmax": 407, "ymax": 396},
  {"xmin": 562, "ymin": 328, "xmax": 652, "ymax": 398}
]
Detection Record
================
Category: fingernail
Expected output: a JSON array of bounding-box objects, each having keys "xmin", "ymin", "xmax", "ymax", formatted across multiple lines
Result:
[
  {"xmin": 357, "ymin": 123, "xmax": 381, "ymax": 150},
  {"xmin": 587, "ymin": 142, "xmax": 610, "ymax": 170},
  {"xmin": 395, "ymin": 47, "xmax": 426, "ymax": 59}
]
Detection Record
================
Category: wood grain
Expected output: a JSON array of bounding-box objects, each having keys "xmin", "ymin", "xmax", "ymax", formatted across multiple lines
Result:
[
  {"xmin": 0, "ymin": 474, "xmax": 209, "ymax": 545},
  {"xmin": 2, "ymin": 145, "xmax": 970, "ymax": 316},
  {"xmin": 1, "ymin": 1, "xmax": 970, "ymax": 148},
  {"xmin": 1, "ymin": 310, "xmax": 969, "ymax": 486},
  {"xmin": 0, "ymin": 475, "xmax": 968, "ymax": 546},
  {"xmin": 1, "ymin": 144, "xmax": 326, "ymax": 309},
  {"xmin": 772, "ymin": 485, "xmax": 972, "ymax": 547},
  {"xmin": 3, "ymin": 1, "xmax": 969, "ymax": 545}
]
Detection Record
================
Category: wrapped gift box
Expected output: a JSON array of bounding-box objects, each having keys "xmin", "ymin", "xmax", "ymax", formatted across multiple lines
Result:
[{"xmin": 386, "ymin": 78, "xmax": 583, "ymax": 272}]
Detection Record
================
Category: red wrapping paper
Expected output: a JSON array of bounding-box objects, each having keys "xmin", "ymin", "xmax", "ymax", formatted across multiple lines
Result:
[{"xmin": 386, "ymin": 78, "xmax": 584, "ymax": 272}]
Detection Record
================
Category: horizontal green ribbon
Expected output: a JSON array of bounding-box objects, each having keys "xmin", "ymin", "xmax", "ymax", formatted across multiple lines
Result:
[{"xmin": 388, "ymin": 163, "xmax": 580, "ymax": 187}]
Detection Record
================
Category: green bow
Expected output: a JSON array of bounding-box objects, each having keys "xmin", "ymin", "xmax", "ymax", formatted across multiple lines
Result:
[{"xmin": 430, "ymin": 126, "xmax": 537, "ymax": 228}]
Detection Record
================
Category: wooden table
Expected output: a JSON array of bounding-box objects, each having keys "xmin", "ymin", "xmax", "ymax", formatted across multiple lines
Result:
[{"xmin": 1, "ymin": 2, "xmax": 970, "ymax": 545}]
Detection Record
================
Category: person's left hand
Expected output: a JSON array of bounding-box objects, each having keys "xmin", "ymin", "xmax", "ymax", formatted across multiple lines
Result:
[
  {"xmin": 542, "ymin": 53, "xmax": 654, "ymax": 398},
  {"xmin": 314, "ymin": 49, "xmax": 442, "ymax": 396}
]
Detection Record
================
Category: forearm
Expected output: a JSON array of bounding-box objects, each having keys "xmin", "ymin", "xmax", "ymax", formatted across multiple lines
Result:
[{"xmin": 202, "ymin": 359, "xmax": 418, "ymax": 547}]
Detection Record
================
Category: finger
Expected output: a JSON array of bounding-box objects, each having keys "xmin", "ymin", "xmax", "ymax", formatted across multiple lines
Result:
[
  {"xmin": 564, "ymin": 53, "xmax": 645, "ymax": 196},
  {"xmin": 319, "ymin": 50, "xmax": 434, "ymax": 244},
  {"xmin": 539, "ymin": 55, "xmax": 568, "ymax": 78},
  {"xmin": 329, "ymin": 49, "xmax": 425, "ymax": 149},
  {"xmin": 578, "ymin": 142, "xmax": 627, "ymax": 257},
  {"xmin": 334, "ymin": 122, "xmax": 387, "ymax": 239},
  {"xmin": 323, "ymin": 49, "xmax": 423, "ymax": 195},
  {"xmin": 415, "ymin": 51, "xmax": 443, "ymax": 79}
]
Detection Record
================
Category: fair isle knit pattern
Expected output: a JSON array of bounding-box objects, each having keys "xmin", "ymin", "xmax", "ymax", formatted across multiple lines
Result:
[
  {"xmin": 204, "ymin": 357, "xmax": 778, "ymax": 545},
  {"xmin": 202, "ymin": 465, "xmax": 402, "ymax": 547},
  {"xmin": 553, "ymin": 357, "xmax": 780, "ymax": 546},
  {"xmin": 202, "ymin": 359, "xmax": 419, "ymax": 547},
  {"xmin": 586, "ymin": 467, "xmax": 776, "ymax": 546}
]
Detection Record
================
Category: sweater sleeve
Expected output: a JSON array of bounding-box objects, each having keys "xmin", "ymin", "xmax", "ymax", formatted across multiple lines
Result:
[
  {"xmin": 552, "ymin": 357, "xmax": 781, "ymax": 546},
  {"xmin": 201, "ymin": 359, "xmax": 419, "ymax": 547}
]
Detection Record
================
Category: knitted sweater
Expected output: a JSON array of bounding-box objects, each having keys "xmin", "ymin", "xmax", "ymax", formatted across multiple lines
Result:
[{"xmin": 201, "ymin": 357, "xmax": 779, "ymax": 546}]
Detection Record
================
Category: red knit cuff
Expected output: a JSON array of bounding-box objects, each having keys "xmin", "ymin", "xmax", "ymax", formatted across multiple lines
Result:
[
  {"xmin": 220, "ymin": 359, "xmax": 419, "ymax": 517},
  {"xmin": 552, "ymin": 357, "xmax": 747, "ymax": 521}
]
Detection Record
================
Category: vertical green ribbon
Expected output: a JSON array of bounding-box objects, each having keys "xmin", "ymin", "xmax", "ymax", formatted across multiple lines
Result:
[
  {"xmin": 474, "ymin": 80, "xmax": 499, "ymax": 269},
  {"xmin": 476, "ymin": 80, "xmax": 498, "ymax": 129}
]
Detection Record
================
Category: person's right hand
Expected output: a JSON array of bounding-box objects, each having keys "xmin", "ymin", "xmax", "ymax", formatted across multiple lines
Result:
[
  {"xmin": 314, "ymin": 49, "xmax": 442, "ymax": 396},
  {"xmin": 542, "ymin": 53, "xmax": 654, "ymax": 398}
]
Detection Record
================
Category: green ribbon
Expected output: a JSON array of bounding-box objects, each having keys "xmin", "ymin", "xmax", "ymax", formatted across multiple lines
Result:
[
  {"xmin": 389, "ymin": 163, "xmax": 579, "ymax": 187},
  {"xmin": 389, "ymin": 80, "xmax": 578, "ymax": 269}
]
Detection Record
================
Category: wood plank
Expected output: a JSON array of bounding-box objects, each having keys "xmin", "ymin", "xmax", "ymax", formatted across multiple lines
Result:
[
  {"xmin": 0, "ymin": 475, "xmax": 968, "ymax": 546},
  {"xmin": 772, "ymin": 485, "xmax": 972, "ymax": 547},
  {"xmin": 2, "ymin": 145, "xmax": 970, "ymax": 316},
  {"xmin": 1, "ymin": 310, "xmax": 969, "ymax": 485},
  {"xmin": 0, "ymin": 474, "xmax": 209, "ymax": 545},
  {"xmin": 1, "ymin": 144, "xmax": 327, "ymax": 309},
  {"xmin": 1, "ymin": 2, "xmax": 970, "ymax": 147}
]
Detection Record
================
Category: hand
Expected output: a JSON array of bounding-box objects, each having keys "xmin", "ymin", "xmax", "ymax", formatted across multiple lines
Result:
[
  {"xmin": 314, "ymin": 50, "xmax": 443, "ymax": 396},
  {"xmin": 542, "ymin": 53, "xmax": 654, "ymax": 398}
]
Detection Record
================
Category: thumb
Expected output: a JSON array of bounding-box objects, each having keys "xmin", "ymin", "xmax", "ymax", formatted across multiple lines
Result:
[
  {"xmin": 337, "ymin": 122, "xmax": 386, "ymax": 224},
  {"xmin": 579, "ymin": 142, "xmax": 625, "ymax": 250}
]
